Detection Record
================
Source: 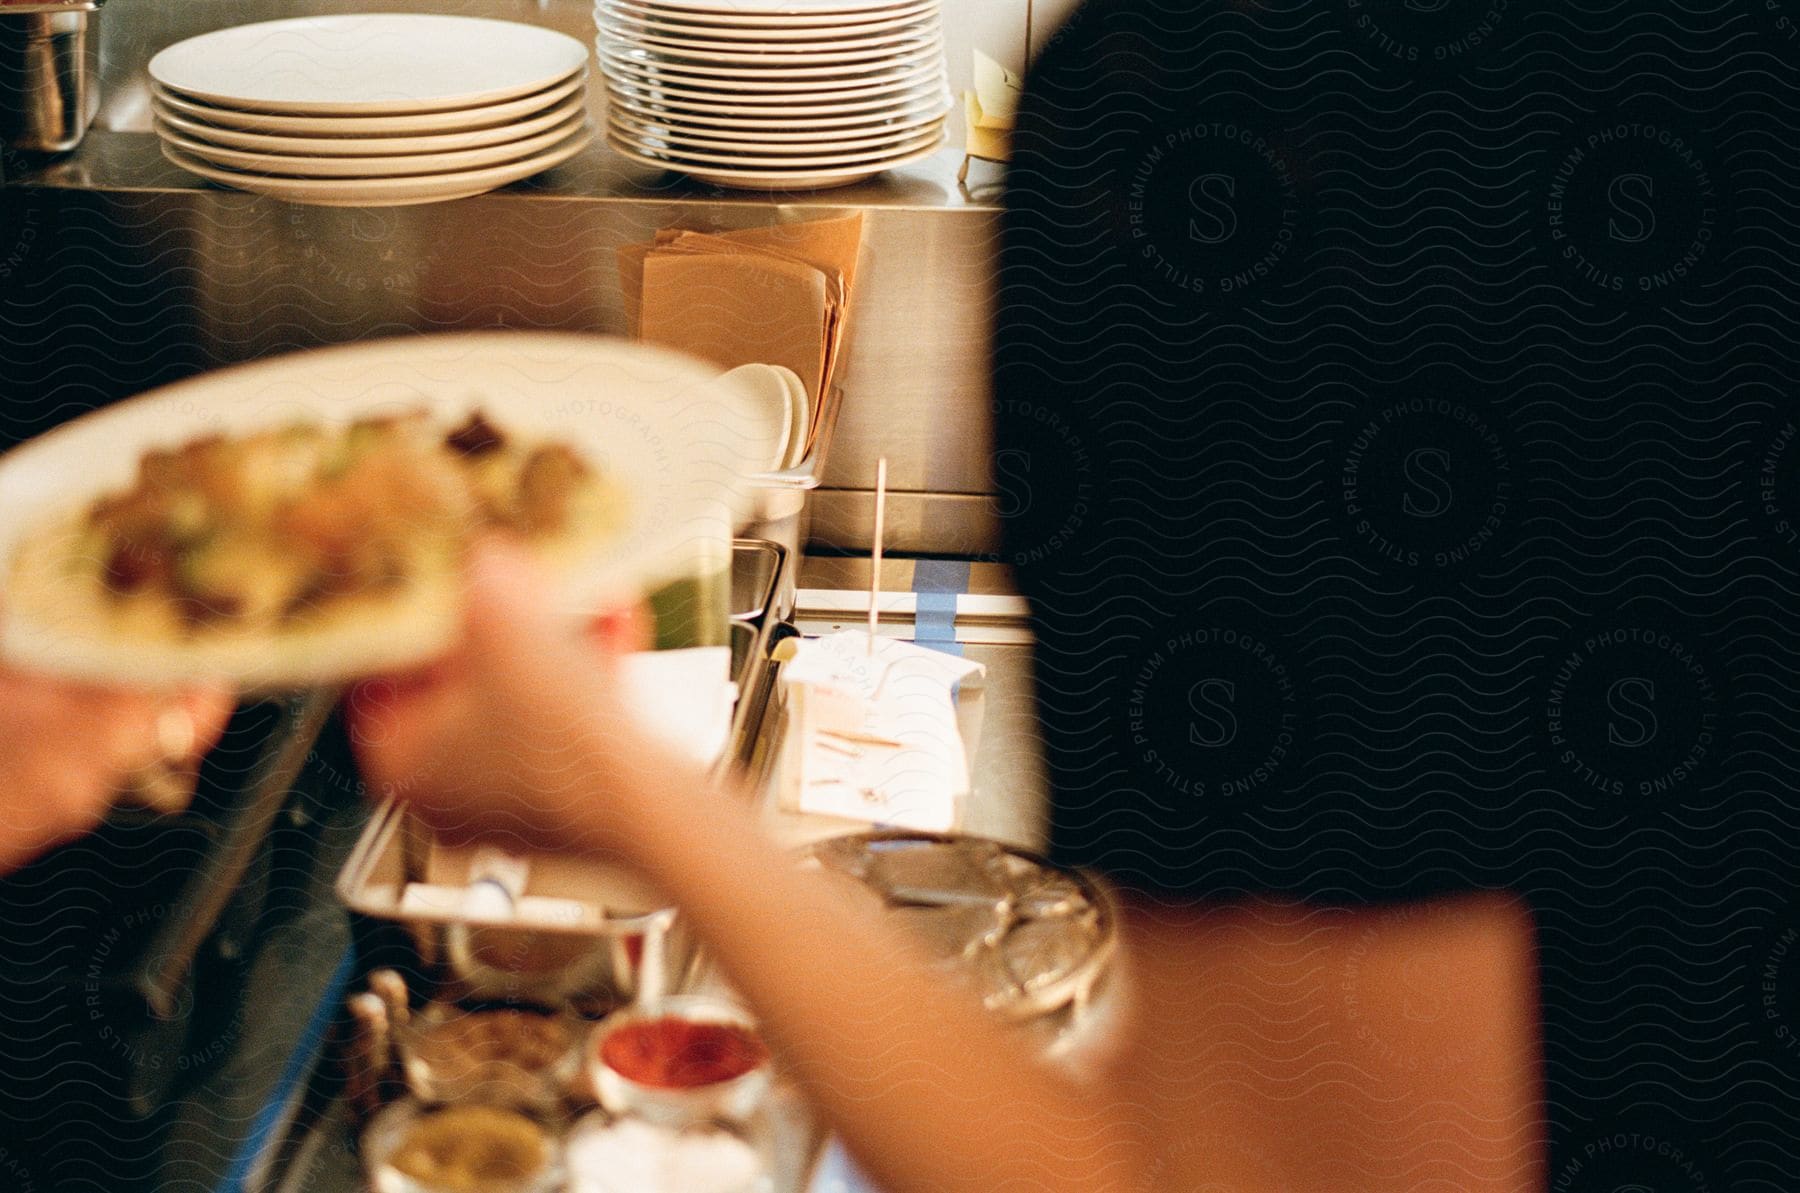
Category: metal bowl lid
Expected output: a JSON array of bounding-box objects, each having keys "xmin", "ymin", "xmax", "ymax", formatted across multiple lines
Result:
[
  {"xmin": 397, "ymin": 1003, "xmax": 583, "ymax": 1111},
  {"xmin": 801, "ymin": 831, "xmax": 1117, "ymax": 1021}
]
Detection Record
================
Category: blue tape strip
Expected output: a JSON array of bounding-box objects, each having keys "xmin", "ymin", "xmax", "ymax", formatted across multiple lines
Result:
[
  {"xmin": 214, "ymin": 943, "xmax": 358, "ymax": 1193},
  {"xmin": 912, "ymin": 559, "xmax": 971, "ymax": 595},
  {"xmin": 911, "ymin": 560, "xmax": 970, "ymax": 658}
]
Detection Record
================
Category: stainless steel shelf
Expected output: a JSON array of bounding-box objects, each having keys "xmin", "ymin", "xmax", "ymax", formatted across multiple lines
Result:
[{"xmin": 10, "ymin": 129, "xmax": 1005, "ymax": 213}]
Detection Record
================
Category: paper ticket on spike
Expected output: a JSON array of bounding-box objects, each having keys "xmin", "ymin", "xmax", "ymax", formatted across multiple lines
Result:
[{"xmin": 778, "ymin": 630, "xmax": 986, "ymax": 832}]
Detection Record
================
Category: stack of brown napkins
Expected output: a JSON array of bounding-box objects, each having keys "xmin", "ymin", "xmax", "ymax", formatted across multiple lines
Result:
[{"xmin": 618, "ymin": 213, "xmax": 863, "ymax": 461}]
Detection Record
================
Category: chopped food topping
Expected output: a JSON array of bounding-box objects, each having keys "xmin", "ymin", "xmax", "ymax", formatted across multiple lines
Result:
[
  {"xmin": 516, "ymin": 445, "xmax": 587, "ymax": 534},
  {"xmin": 446, "ymin": 411, "xmax": 507, "ymax": 458},
  {"xmin": 80, "ymin": 409, "xmax": 604, "ymax": 635},
  {"xmin": 412, "ymin": 1009, "xmax": 575, "ymax": 1095},
  {"xmin": 387, "ymin": 1105, "xmax": 549, "ymax": 1193}
]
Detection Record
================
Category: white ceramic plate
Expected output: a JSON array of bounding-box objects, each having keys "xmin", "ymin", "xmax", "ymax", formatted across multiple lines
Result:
[
  {"xmin": 721, "ymin": 364, "xmax": 796, "ymax": 472},
  {"xmin": 609, "ymin": 106, "xmax": 942, "ymax": 145},
  {"xmin": 156, "ymin": 112, "xmax": 590, "ymax": 179},
  {"xmin": 613, "ymin": 0, "xmax": 932, "ymax": 22},
  {"xmin": 601, "ymin": 37, "xmax": 943, "ymax": 71},
  {"xmin": 604, "ymin": 90, "xmax": 949, "ymax": 130},
  {"xmin": 602, "ymin": 72, "xmax": 945, "ymax": 111},
  {"xmin": 609, "ymin": 112, "xmax": 943, "ymax": 157},
  {"xmin": 151, "ymin": 74, "xmax": 587, "ymax": 136},
  {"xmin": 601, "ymin": 39, "xmax": 950, "ymax": 77},
  {"xmin": 611, "ymin": 122, "xmax": 940, "ymax": 167},
  {"xmin": 779, "ymin": 367, "xmax": 811, "ymax": 469},
  {"xmin": 599, "ymin": 55, "xmax": 940, "ymax": 97},
  {"xmin": 161, "ymin": 125, "xmax": 592, "ymax": 207},
  {"xmin": 604, "ymin": 23, "xmax": 943, "ymax": 61},
  {"xmin": 606, "ymin": 126, "xmax": 941, "ymax": 188},
  {"xmin": 770, "ymin": 368, "xmax": 806, "ymax": 471},
  {"xmin": 604, "ymin": 54, "xmax": 943, "ymax": 96},
  {"xmin": 606, "ymin": 89, "xmax": 948, "ymax": 126},
  {"xmin": 0, "ymin": 332, "xmax": 763, "ymax": 688},
  {"xmin": 150, "ymin": 93, "xmax": 589, "ymax": 157},
  {"xmin": 150, "ymin": 15, "xmax": 590, "ymax": 116},
  {"xmin": 594, "ymin": 11, "xmax": 934, "ymax": 50},
  {"xmin": 596, "ymin": 2, "xmax": 935, "ymax": 42}
]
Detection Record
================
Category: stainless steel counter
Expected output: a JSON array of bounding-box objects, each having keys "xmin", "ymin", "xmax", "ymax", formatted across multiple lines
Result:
[{"xmin": 765, "ymin": 556, "xmax": 1047, "ymax": 852}]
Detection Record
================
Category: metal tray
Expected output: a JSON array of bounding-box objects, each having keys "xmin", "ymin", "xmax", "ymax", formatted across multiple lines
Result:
[
  {"xmin": 730, "ymin": 537, "xmax": 785, "ymax": 624},
  {"xmin": 336, "ymin": 541, "xmax": 788, "ymax": 1008},
  {"xmin": 799, "ymin": 830, "xmax": 1123, "ymax": 1065}
]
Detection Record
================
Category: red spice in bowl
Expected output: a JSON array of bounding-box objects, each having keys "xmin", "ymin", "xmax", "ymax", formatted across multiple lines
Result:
[{"xmin": 599, "ymin": 1017, "xmax": 767, "ymax": 1089}]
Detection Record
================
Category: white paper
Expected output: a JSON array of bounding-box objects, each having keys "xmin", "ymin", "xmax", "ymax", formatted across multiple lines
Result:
[
  {"xmin": 397, "ymin": 883, "xmax": 599, "ymax": 928},
  {"xmin": 781, "ymin": 631, "xmax": 986, "ymax": 832},
  {"xmin": 619, "ymin": 646, "xmax": 737, "ymax": 768}
]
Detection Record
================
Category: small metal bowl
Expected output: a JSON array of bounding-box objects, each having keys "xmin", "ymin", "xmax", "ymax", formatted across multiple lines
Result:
[
  {"xmin": 442, "ymin": 903, "xmax": 696, "ymax": 1010},
  {"xmin": 396, "ymin": 1004, "xmax": 584, "ymax": 1113},
  {"xmin": 587, "ymin": 996, "xmax": 772, "ymax": 1129},
  {"xmin": 362, "ymin": 1098, "xmax": 565, "ymax": 1193}
]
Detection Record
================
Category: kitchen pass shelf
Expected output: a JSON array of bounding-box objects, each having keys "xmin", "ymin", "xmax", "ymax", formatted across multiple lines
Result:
[{"xmin": 9, "ymin": 129, "xmax": 1006, "ymax": 212}]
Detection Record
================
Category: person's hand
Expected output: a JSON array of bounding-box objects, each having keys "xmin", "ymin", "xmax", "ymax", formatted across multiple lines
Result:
[
  {"xmin": 345, "ymin": 542, "xmax": 666, "ymax": 858},
  {"xmin": 0, "ymin": 663, "xmax": 233, "ymax": 873}
]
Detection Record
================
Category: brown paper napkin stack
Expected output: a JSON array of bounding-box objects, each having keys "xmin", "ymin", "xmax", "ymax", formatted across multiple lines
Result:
[{"xmin": 618, "ymin": 213, "xmax": 863, "ymax": 460}]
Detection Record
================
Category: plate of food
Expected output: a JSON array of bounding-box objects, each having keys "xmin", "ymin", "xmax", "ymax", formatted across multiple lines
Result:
[{"xmin": 0, "ymin": 333, "xmax": 764, "ymax": 689}]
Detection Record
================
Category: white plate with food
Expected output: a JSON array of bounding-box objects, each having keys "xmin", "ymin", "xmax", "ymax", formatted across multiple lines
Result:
[
  {"xmin": 159, "ymin": 124, "xmax": 590, "ymax": 206},
  {"xmin": 150, "ymin": 74, "xmax": 586, "ymax": 137},
  {"xmin": 150, "ymin": 15, "xmax": 589, "ymax": 116},
  {"xmin": 155, "ymin": 112, "xmax": 589, "ymax": 180},
  {"xmin": 0, "ymin": 333, "xmax": 768, "ymax": 689},
  {"xmin": 150, "ymin": 93, "xmax": 588, "ymax": 157}
]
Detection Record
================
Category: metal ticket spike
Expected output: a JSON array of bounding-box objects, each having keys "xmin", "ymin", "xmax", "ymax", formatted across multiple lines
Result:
[{"xmin": 868, "ymin": 456, "xmax": 888, "ymax": 655}]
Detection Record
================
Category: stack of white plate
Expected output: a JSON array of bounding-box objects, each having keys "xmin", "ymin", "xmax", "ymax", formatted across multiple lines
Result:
[
  {"xmin": 595, "ymin": 0, "xmax": 949, "ymax": 189},
  {"xmin": 147, "ymin": 15, "xmax": 593, "ymax": 207}
]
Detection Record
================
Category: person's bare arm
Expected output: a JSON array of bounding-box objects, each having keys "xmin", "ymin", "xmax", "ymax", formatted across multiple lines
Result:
[
  {"xmin": 350, "ymin": 546, "xmax": 1542, "ymax": 1193},
  {"xmin": 350, "ymin": 547, "xmax": 1152, "ymax": 1193},
  {"xmin": 1112, "ymin": 895, "xmax": 1543, "ymax": 1192}
]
